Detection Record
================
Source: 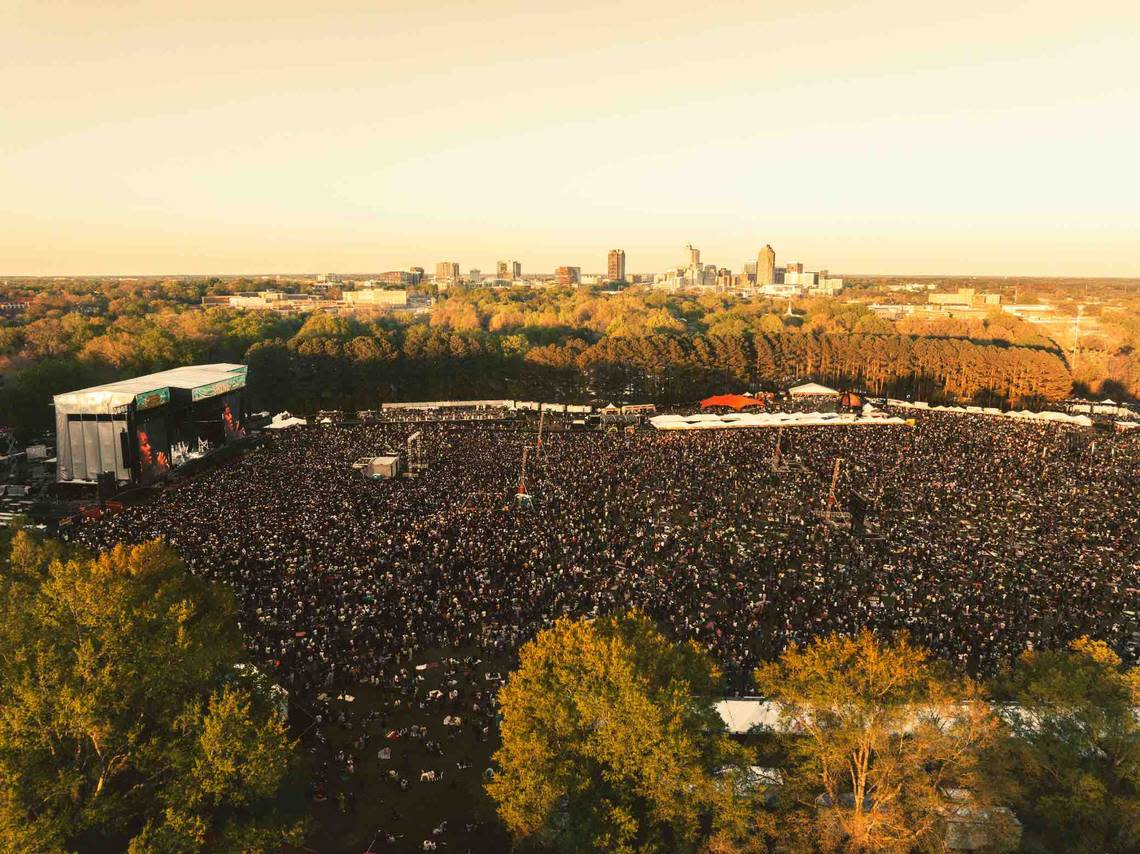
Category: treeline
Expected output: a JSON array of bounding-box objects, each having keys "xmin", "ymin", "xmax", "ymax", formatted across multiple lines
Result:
[
  {"xmin": 0, "ymin": 280, "xmax": 1085, "ymax": 437},
  {"xmin": 245, "ymin": 325, "xmax": 1073, "ymax": 415},
  {"xmin": 492, "ymin": 612, "xmax": 1140, "ymax": 854}
]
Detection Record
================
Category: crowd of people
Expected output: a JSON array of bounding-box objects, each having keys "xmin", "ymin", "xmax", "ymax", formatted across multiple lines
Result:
[{"xmin": 66, "ymin": 410, "xmax": 1140, "ymax": 847}]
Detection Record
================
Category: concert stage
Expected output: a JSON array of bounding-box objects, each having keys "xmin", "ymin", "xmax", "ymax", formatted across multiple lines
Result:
[{"xmin": 53, "ymin": 363, "xmax": 249, "ymax": 486}]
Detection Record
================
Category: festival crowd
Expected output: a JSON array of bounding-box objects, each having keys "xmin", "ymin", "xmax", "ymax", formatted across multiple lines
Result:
[{"xmin": 67, "ymin": 411, "xmax": 1140, "ymax": 848}]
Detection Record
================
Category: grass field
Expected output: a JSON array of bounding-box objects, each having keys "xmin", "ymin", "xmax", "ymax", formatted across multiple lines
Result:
[{"xmin": 292, "ymin": 647, "xmax": 513, "ymax": 854}]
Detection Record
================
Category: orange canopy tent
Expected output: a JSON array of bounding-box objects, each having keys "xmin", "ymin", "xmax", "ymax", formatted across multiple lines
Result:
[{"xmin": 700, "ymin": 394, "xmax": 765, "ymax": 411}]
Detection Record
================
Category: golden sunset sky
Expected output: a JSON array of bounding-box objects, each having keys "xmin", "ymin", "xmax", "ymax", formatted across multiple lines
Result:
[{"xmin": 2, "ymin": 0, "xmax": 1138, "ymax": 276}]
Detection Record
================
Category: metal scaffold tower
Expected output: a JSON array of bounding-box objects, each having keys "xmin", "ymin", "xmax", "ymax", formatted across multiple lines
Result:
[
  {"xmin": 405, "ymin": 430, "xmax": 427, "ymax": 476},
  {"xmin": 535, "ymin": 409, "xmax": 546, "ymax": 464},
  {"xmin": 813, "ymin": 457, "xmax": 852, "ymax": 528},
  {"xmin": 769, "ymin": 427, "xmax": 786, "ymax": 472},
  {"xmin": 769, "ymin": 427, "xmax": 805, "ymax": 475},
  {"xmin": 515, "ymin": 444, "xmax": 533, "ymax": 506}
]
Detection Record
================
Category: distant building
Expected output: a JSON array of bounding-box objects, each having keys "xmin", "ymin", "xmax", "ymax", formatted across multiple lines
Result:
[
  {"xmin": 757, "ymin": 244, "xmax": 776, "ymax": 286},
  {"xmin": 202, "ymin": 291, "xmax": 328, "ymax": 313},
  {"xmin": 555, "ymin": 266, "xmax": 581, "ymax": 286},
  {"xmin": 928, "ymin": 288, "xmax": 1001, "ymax": 308},
  {"xmin": 409, "ymin": 267, "xmax": 424, "ymax": 285},
  {"xmin": 497, "ymin": 260, "xmax": 521, "ymax": 281},
  {"xmin": 607, "ymin": 249, "xmax": 626, "ymax": 282},
  {"xmin": 342, "ymin": 288, "xmax": 409, "ymax": 308},
  {"xmin": 653, "ymin": 244, "xmax": 718, "ymax": 290},
  {"xmin": 435, "ymin": 262, "xmax": 460, "ymax": 282},
  {"xmin": 374, "ymin": 270, "xmax": 418, "ymax": 286},
  {"xmin": 467, "ymin": 268, "xmax": 481, "ymax": 284},
  {"xmin": 759, "ymin": 283, "xmax": 802, "ymax": 298}
]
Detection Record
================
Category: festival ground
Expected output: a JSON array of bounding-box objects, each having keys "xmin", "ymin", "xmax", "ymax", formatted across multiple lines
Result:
[{"xmin": 65, "ymin": 412, "xmax": 1140, "ymax": 851}]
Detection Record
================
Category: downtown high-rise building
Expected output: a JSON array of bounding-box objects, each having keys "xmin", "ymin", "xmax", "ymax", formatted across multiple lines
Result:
[
  {"xmin": 497, "ymin": 260, "xmax": 521, "ymax": 281},
  {"xmin": 435, "ymin": 261, "xmax": 460, "ymax": 282},
  {"xmin": 607, "ymin": 249, "xmax": 626, "ymax": 282},
  {"xmin": 757, "ymin": 244, "xmax": 776, "ymax": 286},
  {"xmin": 555, "ymin": 266, "xmax": 581, "ymax": 286}
]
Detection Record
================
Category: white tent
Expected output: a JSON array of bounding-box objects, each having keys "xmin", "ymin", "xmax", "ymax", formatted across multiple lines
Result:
[
  {"xmin": 715, "ymin": 699, "xmax": 784, "ymax": 734},
  {"xmin": 266, "ymin": 412, "xmax": 307, "ymax": 430},
  {"xmin": 788, "ymin": 382, "xmax": 839, "ymax": 396}
]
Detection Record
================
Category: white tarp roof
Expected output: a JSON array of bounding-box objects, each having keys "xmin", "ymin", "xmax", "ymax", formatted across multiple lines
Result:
[
  {"xmin": 650, "ymin": 411, "xmax": 906, "ymax": 431},
  {"xmin": 887, "ymin": 400, "xmax": 1095, "ymax": 428},
  {"xmin": 788, "ymin": 382, "xmax": 839, "ymax": 396},
  {"xmin": 54, "ymin": 363, "xmax": 246, "ymax": 413}
]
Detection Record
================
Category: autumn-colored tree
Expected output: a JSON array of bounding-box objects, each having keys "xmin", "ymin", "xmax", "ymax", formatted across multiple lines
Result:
[
  {"xmin": 755, "ymin": 630, "xmax": 1015, "ymax": 854},
  {"xmin": 0, "ymin": 532, "xmax": 305, "ymax": 853},
  {"xmin": 994, "ymin": 637, "xmax": 1140, "ymax": 854},
  {"xmin": 488, "ymin": 611, "xmax": 759, "ymax": 854}
]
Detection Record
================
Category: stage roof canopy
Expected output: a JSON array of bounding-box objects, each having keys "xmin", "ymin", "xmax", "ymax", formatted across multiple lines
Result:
[
  {"xmin": 54, "ymin": 364, "xmax": 248, "ymax": 414},
  {"xmin": 700, "ymin": 394, "xmax": 764, "ymax": 411}
]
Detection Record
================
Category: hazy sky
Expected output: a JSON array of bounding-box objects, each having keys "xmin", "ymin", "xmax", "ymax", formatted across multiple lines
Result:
[{"xmin": 3, "ymin": 0, "xmax": 1139, "ymax": 277}]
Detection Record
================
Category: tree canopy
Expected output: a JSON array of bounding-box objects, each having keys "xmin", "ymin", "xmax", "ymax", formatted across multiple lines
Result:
[
  {"xmin": 994, "ymin": 638, "xmax": 1140, "ymax": 854},
  {"xmin": 754, "ymin": 630, "xmax": 1016, "ymax": 854},
  {"xmin": 0, "ymin": 532, "xmax": 305, "ymax": 853},
  {"xmin": 487, "ymin": 611, "xmax": 756, "ymax": 854},
  {"xmin": 0, "ymin": 274, "xmax": 1120, "ymax": 438}
]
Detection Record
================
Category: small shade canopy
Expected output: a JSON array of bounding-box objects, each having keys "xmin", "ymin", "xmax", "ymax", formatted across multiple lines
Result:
[
  {"xmin": 700, "ymin": 394, "xmax": 764, "ymax": 411},
  {"xmin": 839, "ymin": 392, "xmax": 865, "ymax": 408}
]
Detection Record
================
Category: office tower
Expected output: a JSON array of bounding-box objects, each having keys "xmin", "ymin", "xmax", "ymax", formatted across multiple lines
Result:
[
  {"xmin": 435, "ymin": 261, "xmax": 460, "ymax": 281},
  {"xmin": 377, "ymin": 271, "xmax": 415, "ymax": 285},
  {"xmin": 497, "ymin": 260, "xmax": 521, "ymax": 281},
  {"xmin": 688, "ymin": 244, "xmax": 701, "ymax": 267},
  {"xmin": 555, "ymin": 266, "xmax": 581, "ymax": 286},
  {"xmin": 757, "ymin": 244, "xmax": 776, "ymax": 286},
  {"xmin": 409, "ymin": 267, "xmax": 424, "ymax": 285},
  {"xmin": 607, "ymin": 249, "xmax": 626, "ymax": 282}
]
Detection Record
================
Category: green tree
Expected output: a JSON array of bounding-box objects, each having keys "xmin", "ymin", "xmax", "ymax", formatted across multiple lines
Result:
[
  {"xmin": 755, "ymin": 631, "xmax": 1015, "ymax": 854},
  {"xmin": 0, "ymin": 533, "xmax": 305, "ymax": 853},
  {"xmin": 488, "ymin": 611, "xmax": 756, "ymax": 854},
  {"xmin": 995, "ymin": 637, "xmax": 1140, "ymax": 854}
]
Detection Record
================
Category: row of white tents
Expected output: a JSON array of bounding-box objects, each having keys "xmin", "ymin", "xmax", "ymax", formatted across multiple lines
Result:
[{"xmin": 885, "ymin": 399, "xmax": 1098, "ymax": 427}]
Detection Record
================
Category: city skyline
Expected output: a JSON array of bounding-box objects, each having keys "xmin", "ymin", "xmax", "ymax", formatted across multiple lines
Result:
[{"xmin": 3, "ymin": 1, "xmax": 1139, "ymax": 277}]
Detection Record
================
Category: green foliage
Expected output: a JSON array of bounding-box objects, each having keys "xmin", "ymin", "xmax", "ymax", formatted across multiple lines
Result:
[
  {"xmin": 994, "ymin": 638, "xmax": 1140, "ymax": 854},
  {"xmin": 488, "ymin": 611, "xmax": 757, "ymax": 854},
  {"xmin": 755, "ymin": 631, "xmax": 1015, "ymax": 854},
  {"xmin": 2, "ymin": 275, "xmax": 1126, "ymax": 437},
  {"xmin": 0, "ymin": 533, "xmax": 305, "ymax": 853}
]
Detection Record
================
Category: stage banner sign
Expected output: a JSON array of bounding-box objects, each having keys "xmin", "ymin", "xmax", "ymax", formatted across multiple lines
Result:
[
  {"xmin": 134, "ymin": 387, "xmax": 170, "ymax": 411},
  {"xmin": 191, "ymin": 368, "xmax": 248, "ymax": 402}
]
